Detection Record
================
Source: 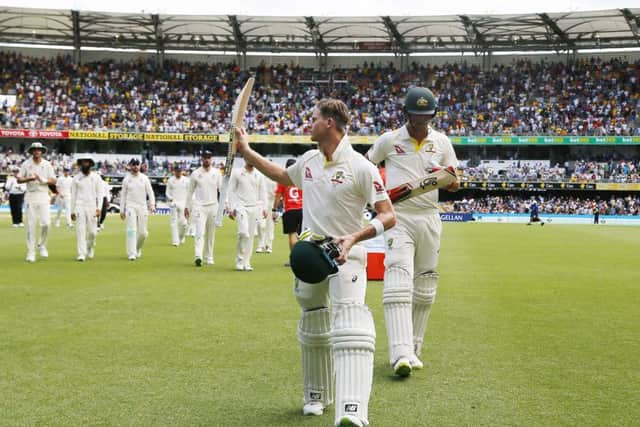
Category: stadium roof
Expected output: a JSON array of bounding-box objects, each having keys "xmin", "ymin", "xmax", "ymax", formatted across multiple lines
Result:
[{"xmin": 0, "ymin": 6, "xmax": 639, "ymax": 54}]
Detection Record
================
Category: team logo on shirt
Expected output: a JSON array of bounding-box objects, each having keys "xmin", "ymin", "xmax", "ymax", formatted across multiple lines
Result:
[
  {"xmin": 345, "ymin": 403, "xmax": 358, "ymax": 413},
  {"xmin": 373, "ymin": 180, "xmax": 385, "ymax": 194},
  {"xmin": 330, "ymin": 170, "xmax": 345, "ymax": 184},
  {"xmin": 393, "ymin": 145, "xmax": 406, "ymax": 154},
  {"xmin": 423, "ymin": 143, "xmax": 436, "ymax": 153},
  {"xmin": 304, "ymin": 166, "xmax": 313, "ymax": 180}
]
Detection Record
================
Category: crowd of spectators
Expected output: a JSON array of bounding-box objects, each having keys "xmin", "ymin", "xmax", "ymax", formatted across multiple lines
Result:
[
  {"xmin": 460, "ymin": 159, "xmax": 640, "ymax": 183},
  {"xmin": 1, "ymin": 53, "xmax": 638, "ymax": 136},
  {"xmin": 448, "ymin": 195, "xmax": 640, "ymax": 215}
]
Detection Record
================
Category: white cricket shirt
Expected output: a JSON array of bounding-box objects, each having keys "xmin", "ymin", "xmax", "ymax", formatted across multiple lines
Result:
[
  {"xmin": 18, "ymin": 158, "xmax": 56, "ymax": 204},
  {"xmin": 187, "ymin": 166, "xmax": 221, "ymax": 208},
  {"xmin": 229, "ymin": 167, "xmax": 264, "ymax": 209},
  {"xmin": 166, "ymin": 176, "xmax": 190, "ymax": 208},
  {"xmin": 120, "ymin": 173, "xmax": 155, "ymax": 211},
  {"xmin": 287, "ymin": 135, "xmax": 389, "ymax": 238},
  {"xmin": 71, "ymin": 172, "xmax": 103, "ymax": 211},
  {"xmin": 56, "ymin": 175, "xmax": 73, "ymax": 196},
  {"xmin": 367, "ymin": 125, "xmax": 458, "ymax": 212}
]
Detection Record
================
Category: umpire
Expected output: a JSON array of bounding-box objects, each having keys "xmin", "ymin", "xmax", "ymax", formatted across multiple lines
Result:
[{"xmin": 5, "ymin": 166, "xmax": 26, "ymax": 227}]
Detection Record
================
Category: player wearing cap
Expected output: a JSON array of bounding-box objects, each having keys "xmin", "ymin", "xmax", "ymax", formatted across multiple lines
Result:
[
  {"xmin": 227, "ymin": 161, "xmax": 267, "ymax": 271},
  {"xmin": 70, "ymin": 156, "xmax": 103, "ymax": 261},
  {"xmin": 234, "ymin": 99, "xmax": 396, "ymax": 427},
  {"xmin": 17, "ymin": 142, "xmax": 57, "ymax": 262},
  {"xmin": 120, "ymin": 158, "xmax": 156, "ymax": 261},
  {"xmin": 185, "ymin": 150, "xmax": 221, "ymax": 267},
  {"xmin": 55, "ymin": 168, "xmax": 73, "ymax": 228},
  {"xmin": 366, "ymin": 87, "xmax": 460, "ymax": 377},
  {"xmin": 166, "ymin": 165, "xmax": 189, "ymax": 247}
]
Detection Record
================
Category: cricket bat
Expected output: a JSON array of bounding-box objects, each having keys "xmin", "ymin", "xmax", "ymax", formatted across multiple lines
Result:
[
  {"xmin": 215, "ymin": 77, "xmax": 255, "ymax": 226},
  {"xmin": 387, "ymin": 166, "xmax": 457, "ymax": 203}
]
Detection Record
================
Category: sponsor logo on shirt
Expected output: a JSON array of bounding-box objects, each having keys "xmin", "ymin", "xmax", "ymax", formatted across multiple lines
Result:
[
  {"xmin": 393, "ymin": 145, "xmax": 406, "ymax": 154},
  {"xmin": 304, "ymin": 166, "xmax": 313, "ymax": 180},
  {"xmin": 373, "ymin": 180, "xmax": 385, "ymax": 194},
  {"xmin": 330, "ymin": 170, "xmax": 345, "ymax": 184},
  {"xmin": 345, "ymin": 403, "xmax": 358, "ymax": 413}
]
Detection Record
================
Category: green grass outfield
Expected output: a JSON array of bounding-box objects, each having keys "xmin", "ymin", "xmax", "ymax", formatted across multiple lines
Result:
[{"xmin": 1, "ymin": 214, "xmax": 638, "ymax": 426}]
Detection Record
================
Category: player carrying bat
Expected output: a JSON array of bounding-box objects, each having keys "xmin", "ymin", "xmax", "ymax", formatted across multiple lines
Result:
[{"xmin": 366, "ymin": 87, "xmax": 460, "ymax": 378}]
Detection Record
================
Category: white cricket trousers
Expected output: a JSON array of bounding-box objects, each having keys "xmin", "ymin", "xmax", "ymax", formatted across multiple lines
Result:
[
  {"xmin": 25, "ymin": 200, "xmax": 50, "ymax": 257},
  {"xmin": 235, "ymin": 205, "xmax": 261, "ymax": 267},
  {"xmin": 170, "ymin": 204, "xmax": 187, "ymax": 245},
  {"xmin": 194, "ymin": 204, "xmax": 217, "ymax": 260},
  {"xmin": 257, "ymin": 215, "xmax": 275, "ymax": 249},
  {"xmin": 75, "ymin": 206, "xmax": 97, "ymax": 258},
  {"xmin": 125, "ymin": 205, "xmax": 149, "ymax": 258},
  {"xmin": 55, "ymin": 195, "xmax": 72, "ymax": 226}
]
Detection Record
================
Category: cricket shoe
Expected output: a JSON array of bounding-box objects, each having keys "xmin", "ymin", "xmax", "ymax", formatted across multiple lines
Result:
[
  {"xmin": 87, "ymin": 247, "xmax": 95, "ymax": 259},
  {"xmin": 244, "ymin": 265, "xmax": 254, "ymax": 271},
  {"xmin": 393, "ymin": 357, "xmax": 412, "ymax": 377},
  {"xmin": 336, "ymin": 415, "xmax": 365, "ymax": 427},
  {"xmin": 38, "ymin": 245, "xmax": 48, "ymax": 258},
  {"xmin": 128, "ymin": 255, "xmax": 136, "ymax": 261},
  {"xmin": 195, "ymin": 258, "xmax": 202, "ymax": 267},
  {"xmin": 12, "ymin": 224, "xmax": 19, "ymax": 228},
  {"xmin": 255, "ymin": 247, "xmax": 264, "ymax": 253},
  {"xmin": 206, "ymin": 257, "xmax": 214, "ymax": 265},
  {"xmin": 172, "ymin": 243, "xmax": 179, "ymax": 247},
  {"xmin": 77, "ymin": 255, "xmax": 85, "ymax": 262},
  {"xmin": 265, "ymin": 246, "xmax": 272, "ymax": 253},
  {"xmin": 26, "ymin": 254, "xmax": 36, "ymax": 263},
  {"xmin": 409, "ymin": 354, "xmax": 424, "ymax": 370},
  {"xmin": 136, "ymin": 250, "xmax": 142, "ymax": 259},
  {"xmin": 18, "ymin": 223, "xmax": 24, "ymax": 227},
  {"xmin": 302, "ymin": 402, "xmax": 324, "ymax": 416}
]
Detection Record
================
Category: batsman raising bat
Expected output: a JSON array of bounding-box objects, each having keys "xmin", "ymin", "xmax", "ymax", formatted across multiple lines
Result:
[
  {"xmin": 216, "ymin": 77, "xmax": 255, "ymax": 226},
  {"xmin": 366, "ymin": 87, "xmax": 460, "ymax": 378}
]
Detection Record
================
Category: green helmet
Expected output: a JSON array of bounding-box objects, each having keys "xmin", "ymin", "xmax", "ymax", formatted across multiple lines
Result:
[
  {"xmin": 290, "ymin": 240, "xmax": 340, "ymax": 284},
  {"xmin": 404, "ymin": 87, "xmax": 437, "ymax": 115}
]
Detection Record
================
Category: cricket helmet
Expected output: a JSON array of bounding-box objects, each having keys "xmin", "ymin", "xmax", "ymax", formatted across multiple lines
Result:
[
  {"xmin": 200, "ymin": 149, "xmax": 213, "ymax": 158},
  {"xmin": 404, "ymin": 87, "xmax": 437, "ymax": 115},
  {"xmin": 129, "ymin": 158, "xmax": 141, "ymax": 166},
  {"xmin": 289, "ymin": 240, "xmax": 340, "ymax": 284},
  {"xmin": 27, "ymin": 141, "xmax": 47, "ymax": 154}
]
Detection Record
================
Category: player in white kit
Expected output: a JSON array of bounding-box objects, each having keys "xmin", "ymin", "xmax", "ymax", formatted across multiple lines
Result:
[
  {"xmin": 256, "ymin": 172, "xmax": 277, "ymax": 253},
  {"xmin": 166, "ymin": 165, "xmax": 189, "ymax": 247},
  {"xmin": 228, "ymin": 162, "xmax": 267, "ymax": 271},
  {"xmin": 367, "ymin": 87, "xmax": 460, "ymax": 377},
  {"xmin": 235, "ymin": 99, "xmax": 396, "ymax": 427},
  {"xmin": 55, "ymin": 168, "xmax": 73, "ymax": 228},
  {"xmin": 70, "ymin": 156, "xmax": 103, "ymax": 261},
  {"xmin": 119, "ymin": 158, "xmax": 156, "ymax": 261},
  {"xmin": 17, "ymin": 142, "xmax": 57, "ymax": 262},
  {"xmin": 185, "ymin": 150, "xmax": 221, "ymax": 267}
]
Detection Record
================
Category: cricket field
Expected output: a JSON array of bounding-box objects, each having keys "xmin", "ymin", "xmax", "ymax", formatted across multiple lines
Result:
[{"xmin": 1, "ymin": 214, "xmax": 638, "ymax": 426}]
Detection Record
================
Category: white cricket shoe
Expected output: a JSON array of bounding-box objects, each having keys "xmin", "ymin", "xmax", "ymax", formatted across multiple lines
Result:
[
  {"xmin": 256, "ymin": 247, "xmax": 264, "ymax": 253},
  {"xmin": 265, "ymin": 246, "xmax": 272, "ymax": 253},
  {"xmin": 244, "ymin": 265, "xmax": 253, "ymax": 271},
  {"xmin": 12, "ymin": 224, "xmax": 19, "ymax": 228},
  {"xmin": 18, "ymin": 223, "xmax": 25, "ymax": 227},
  {"xmin": 393, "ymin": 357, "xmax": 412, "ymax": 377},
  {"xmin": 77, "ymin": 255, "xmax": 85, "ymax": 262},
  {"xmin": 136, "ymin": 249, "xmax": 142, "ymax": 258},
  {"xmin": 235, "ymin": 263, "xmax": 244, "ymax": 271},
  {"xmin": 303, "ymin": 402, "xmax": 324, "ymax": 416},
  {"xmin": 26, "ymin": 254, "xmax": 36, "ymax": 263},
  {"xmin": 128, "ymin": 255, "xmax": 136, "ymax": 261},
  {"xmin": 409, "ymin": 354, "xmax": 424, "ymax": 370},
  {"xmin": 38, "ymin": 245, "xmax": 48, "ymax": 258},
  {"xmin": 336, "ymin": 415, "xmax": 364, "ymax": 427},
  {"xmin": 206, "ymin": 257, "xmax": 214, "ymax": 265},
  {"xmin": 87, "ymin": 247, "xmax": 95, "ymax": 259}
]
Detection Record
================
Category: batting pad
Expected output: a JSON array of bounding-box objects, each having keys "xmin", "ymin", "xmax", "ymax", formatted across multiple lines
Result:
[
  {"xmin": 332, "ymin": 304, "xmax": 376, "ymax": 426},
  {"xmin": 413, "ymin": 272, "xmax": 439, "ymax": 357},
  {"xmin": 298, "ymin": 308, "xmax": 333, "ymax": 407},
  {"xmin": 383, "ymin": 267, "xmax": 414, "ymax": 364}
]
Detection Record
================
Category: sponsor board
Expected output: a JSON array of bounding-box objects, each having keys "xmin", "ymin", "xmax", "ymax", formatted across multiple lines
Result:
[{"xmin": 473, "ymin": 213, "xmax": 640, "ymax": 226}]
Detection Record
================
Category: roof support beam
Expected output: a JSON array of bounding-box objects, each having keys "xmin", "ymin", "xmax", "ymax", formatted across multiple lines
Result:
[
  {"xmin": 539, "ymin": 13, "xmax": 574, "ymax": 49},
  {"xmin": 228, "ymin": 15, "xmax": 246, "ymax": 53},
  {"xmin": 381, "ymin": 16, "xmax": 408, "ymax": 52},
  {"xmin": 152, "ymin": 14, "xmax": 164, "ymax": 68},
  {"xmin": 460, "ymin": 15, "xmax": 486, "ymax": 50},
  {"xmin": 305, "ymin": 16, "xmax": 327, "ymax": 54},
  {"xmin": 620, "ymin": 8, "xmax": 640, "ymax": 46}
]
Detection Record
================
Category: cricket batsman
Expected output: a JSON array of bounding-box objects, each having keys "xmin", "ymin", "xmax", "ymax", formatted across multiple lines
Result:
[
  {"xmin": 235, "ymin": 99, "xmax": 396, "ymax": 427},
  {"xmin": 166, "ymin": 164, "xmax": 189, "ymax": 246},
  {"xmin": 17, "ymin": 142, "xmax": 56, "ymax": 262},
  {"xmin": 70, "ymin": 156, "xmax": 103, "ymax": 261},
  {"xmin": 120, "ymin": 158, "xmax": 156, "ymax": 260},
  {"xmin": 367, "ymin": 87, "xmax": 460, "ymax": 377}
]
